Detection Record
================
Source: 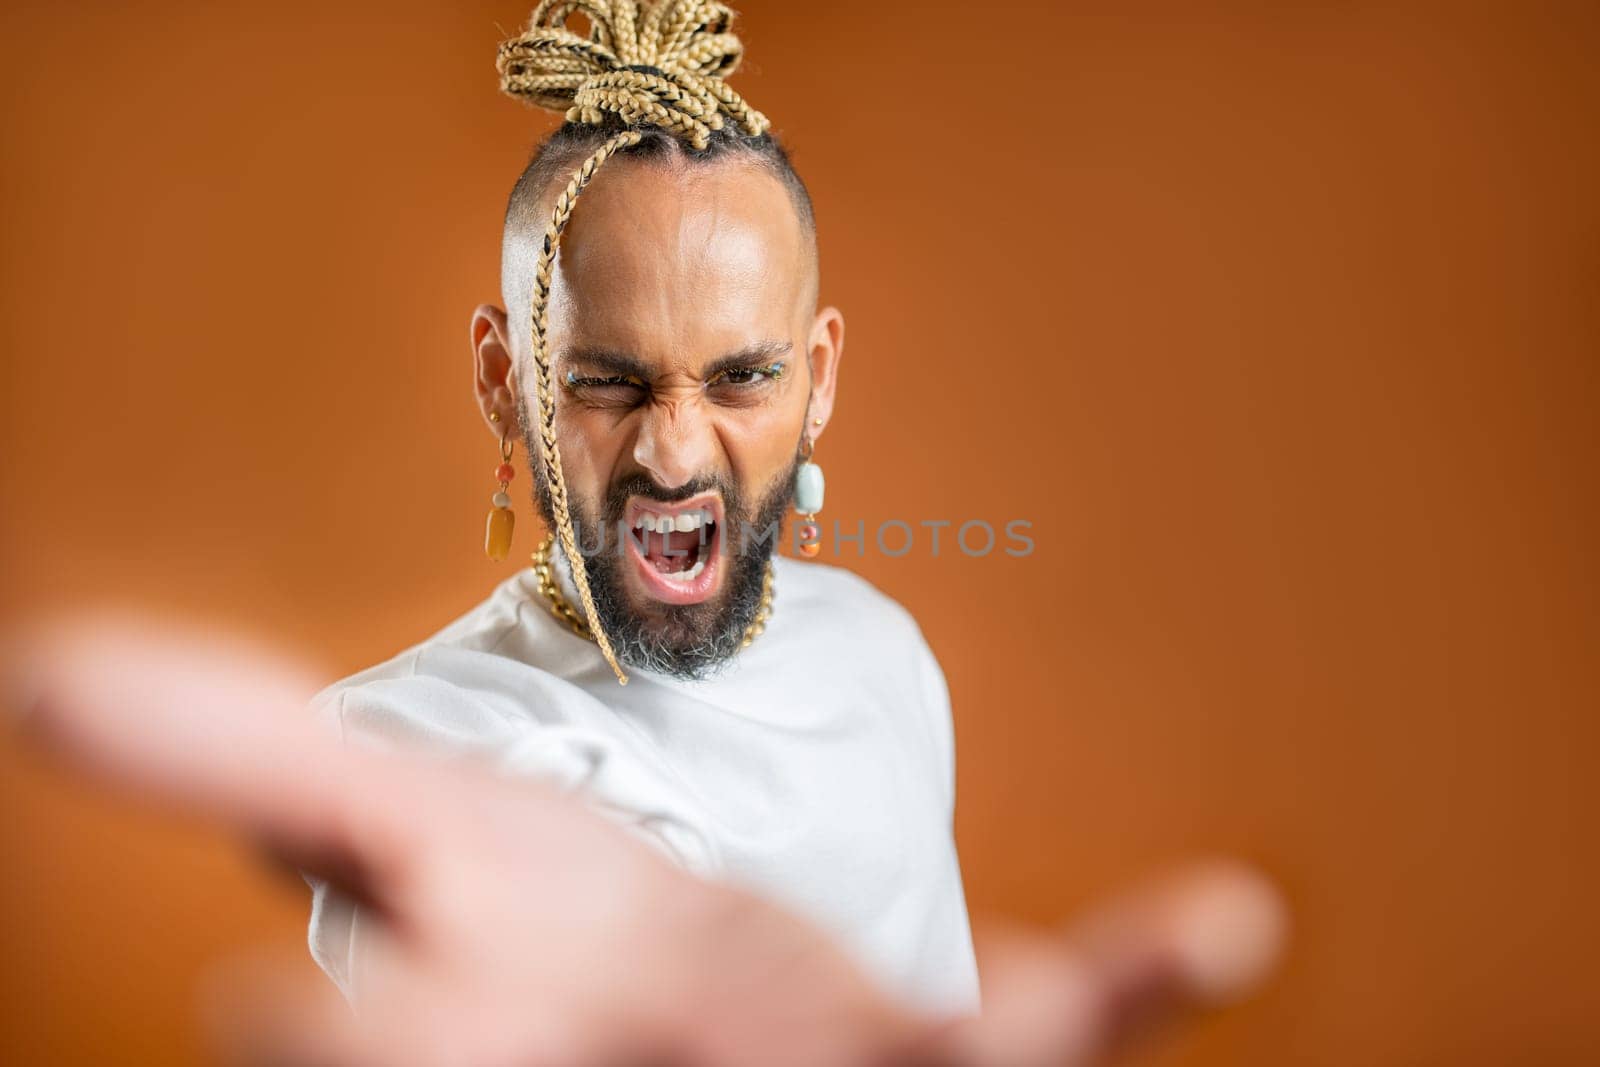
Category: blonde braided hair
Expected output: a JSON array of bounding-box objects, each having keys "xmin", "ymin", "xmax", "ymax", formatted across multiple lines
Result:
[{"xmin": 496, "ymin": 1, "xmax": 771, "ymax": 685}]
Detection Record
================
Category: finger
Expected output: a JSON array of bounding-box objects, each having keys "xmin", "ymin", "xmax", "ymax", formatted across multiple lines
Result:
[
  {"xmin": 3, "ymin": 611, "xmax": 419, "ymax": 910},
  {"xmin": 1066, "ymin": 858, "xmax": 1287, "ymax": 1011},
  {"xmin": 919, "ymin": 861, "xmax": 1287, "ymax": 1067},
  {"xmin": 198, "ymin": 950, "xmax": 393, "ymax": 1067},
  {"xmin": 203, "ymin": 948, "xmax": 600, "ymax": 1067}
]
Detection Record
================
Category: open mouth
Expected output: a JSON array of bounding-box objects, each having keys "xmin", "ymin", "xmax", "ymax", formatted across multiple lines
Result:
[{"xmin": 624, "ymin": 493, "xmax": 724, "ymax": 605}]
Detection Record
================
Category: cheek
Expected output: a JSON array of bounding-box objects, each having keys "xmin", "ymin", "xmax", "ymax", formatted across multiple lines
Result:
[
  {"xmin": 551, "ymin": 407, "xmax": 631, "ymax": 499},
  {"xmin": 714, "ymin": 404, "xmax": 801, "ymax": 500}
]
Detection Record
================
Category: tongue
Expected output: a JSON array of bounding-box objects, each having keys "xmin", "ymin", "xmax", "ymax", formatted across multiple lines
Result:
[{"xmin": 646, "ymin": 530, "xmax": 702, "ymax": 573}]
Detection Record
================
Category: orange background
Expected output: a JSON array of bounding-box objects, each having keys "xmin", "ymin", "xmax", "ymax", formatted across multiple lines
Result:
[{"xmin": 2, "ymin": 2, "xmax": 1596, "ymax": 1063}]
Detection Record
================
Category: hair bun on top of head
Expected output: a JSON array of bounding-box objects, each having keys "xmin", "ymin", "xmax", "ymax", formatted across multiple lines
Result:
[{"xmin": 496, "ymin": 0, "xmax": 769, "ymax": 150}]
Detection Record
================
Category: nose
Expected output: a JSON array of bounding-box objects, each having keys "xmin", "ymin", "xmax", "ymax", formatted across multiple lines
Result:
[{"xmin": 632, "ymin": 399, "xmax": 717, "ymax": 491}]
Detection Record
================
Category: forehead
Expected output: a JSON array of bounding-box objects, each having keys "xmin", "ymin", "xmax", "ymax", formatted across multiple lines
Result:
[{"xmin": 543, "ymin": 157, "xmax": 810, "ymax": 361}]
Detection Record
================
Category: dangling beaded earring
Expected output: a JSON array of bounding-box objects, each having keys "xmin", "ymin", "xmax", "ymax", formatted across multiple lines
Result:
[
  {"xmin": 795, "ymin": 422, "xmax": 825, "ymax": 558},
  {"xmin": 485, "ymin": 413, "xmax": 516, "ymax": 561}
]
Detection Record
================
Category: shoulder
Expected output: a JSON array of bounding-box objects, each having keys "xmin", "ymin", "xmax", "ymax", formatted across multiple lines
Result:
[
  {"xmin": 772, "ymin": 557, "xmax": 929, "ymax": 649},
  {"xmin": 314, "ymin": 570, "xmax": 531, "ymax": 696},
  {"xmin": 309, "ymin": 570, "xmax": 593, "ymax": 754}
]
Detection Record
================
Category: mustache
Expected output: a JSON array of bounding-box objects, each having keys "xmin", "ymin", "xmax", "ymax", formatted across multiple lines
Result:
[{"xmin": 601, "ymin": 473, "xmax": 737, "ymax": 520}]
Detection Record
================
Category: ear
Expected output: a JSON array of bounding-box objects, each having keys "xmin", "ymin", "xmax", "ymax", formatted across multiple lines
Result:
[
  {"xmin": 471, "ymin": 304, "xmax": 518, "ymax": 434},
  {"xmin": 804, "ymin": 305, "xmax": 844, "ymax": 442}
]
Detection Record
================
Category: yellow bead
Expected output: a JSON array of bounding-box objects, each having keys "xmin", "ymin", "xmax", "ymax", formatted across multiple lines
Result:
[{"xmin": 485, "ymin": 506, "xmax": 515, "ymax": 561}]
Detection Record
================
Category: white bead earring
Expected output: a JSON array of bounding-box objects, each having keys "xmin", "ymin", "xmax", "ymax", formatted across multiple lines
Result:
[{"xmin": 795, "ymin": 426, "xmax": 824, "ymax": 557}]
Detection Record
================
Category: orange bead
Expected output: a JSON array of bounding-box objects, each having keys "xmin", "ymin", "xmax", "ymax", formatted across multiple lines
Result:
[
  {"xmin": 495, "ymin": 463, "xmax": 516, "ymax": 483},
  {"xmin": 799, "ymin": 541, "xmax": 821, "ymax": 557}
]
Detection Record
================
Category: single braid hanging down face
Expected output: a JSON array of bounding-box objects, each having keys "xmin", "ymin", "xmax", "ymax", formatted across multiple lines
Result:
[{"xmin": 497, "ymin": 1, "xmax": 777, "ymax": 686}]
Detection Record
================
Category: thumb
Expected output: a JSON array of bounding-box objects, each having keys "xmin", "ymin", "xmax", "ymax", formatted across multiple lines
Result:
[{"xmin": 910, "ymin": 861, "xmax": 1287, "ymax": 1067}]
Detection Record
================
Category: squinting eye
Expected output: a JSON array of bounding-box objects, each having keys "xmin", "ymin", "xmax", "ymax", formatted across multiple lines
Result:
[
  {"xmin": 566, "ymin": 372, "xmax": 645, "ymax": 390},
  {"xmin": 709, "ymin": 362, "xmax": 786, "ymax": 391},
  {"xmin": 564, "ymin": 371, "xmax": 648, "ymax": 405}
]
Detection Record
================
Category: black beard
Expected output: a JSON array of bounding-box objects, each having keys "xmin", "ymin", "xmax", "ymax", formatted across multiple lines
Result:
[{"xmin": 529, "ymin": 448, "xmax": 797, "ymax": 681}]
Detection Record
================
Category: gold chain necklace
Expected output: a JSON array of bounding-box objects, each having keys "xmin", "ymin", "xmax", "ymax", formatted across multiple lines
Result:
[{"xmin": 530, "ymin": 535, "xmax": 775, "ymax": 650}]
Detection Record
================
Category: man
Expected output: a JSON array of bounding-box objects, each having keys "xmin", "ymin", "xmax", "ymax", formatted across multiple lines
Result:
[
  {"xmin": 5, "ymin": 3, "xmax": 1287, "ymax": 1063},
  {"xmin": 310, "ymin": 0, "xmax": 977, "ymax": 1014}
]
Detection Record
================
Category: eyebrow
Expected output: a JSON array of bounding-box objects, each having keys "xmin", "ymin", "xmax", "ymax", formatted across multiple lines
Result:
[
  {"xmin": 561, "ymin": 339, "xmax": 793, "ymax": 382},
  {"xmin": 700, "ymin": 339, "xmax": 793, "ymax": 379},
  {"xmin": 561, "ymin": 348, "xmax": 653, "ymax": 381}
]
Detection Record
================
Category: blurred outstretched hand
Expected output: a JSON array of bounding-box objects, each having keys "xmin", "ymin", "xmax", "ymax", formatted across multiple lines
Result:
[{"xmin": 6, "ymin": 615, "xmax": 1286, "ymax": 1066}]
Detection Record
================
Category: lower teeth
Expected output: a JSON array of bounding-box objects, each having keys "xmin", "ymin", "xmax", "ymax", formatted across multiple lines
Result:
[{"xmin": 661, "ymin": 557, "xmax": 706, "ymax": 583}]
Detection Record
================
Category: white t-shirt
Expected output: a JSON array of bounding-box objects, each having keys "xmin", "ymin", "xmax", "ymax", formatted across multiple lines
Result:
[{"xmin": 307, "ymin": 554, "xmax": 980, "ymax": 1016}]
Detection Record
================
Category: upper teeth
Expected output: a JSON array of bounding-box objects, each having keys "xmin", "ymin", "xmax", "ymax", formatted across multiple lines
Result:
[{"xmin": 633, "ymin": 509, "xmax": 713, "ymax": 533}]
